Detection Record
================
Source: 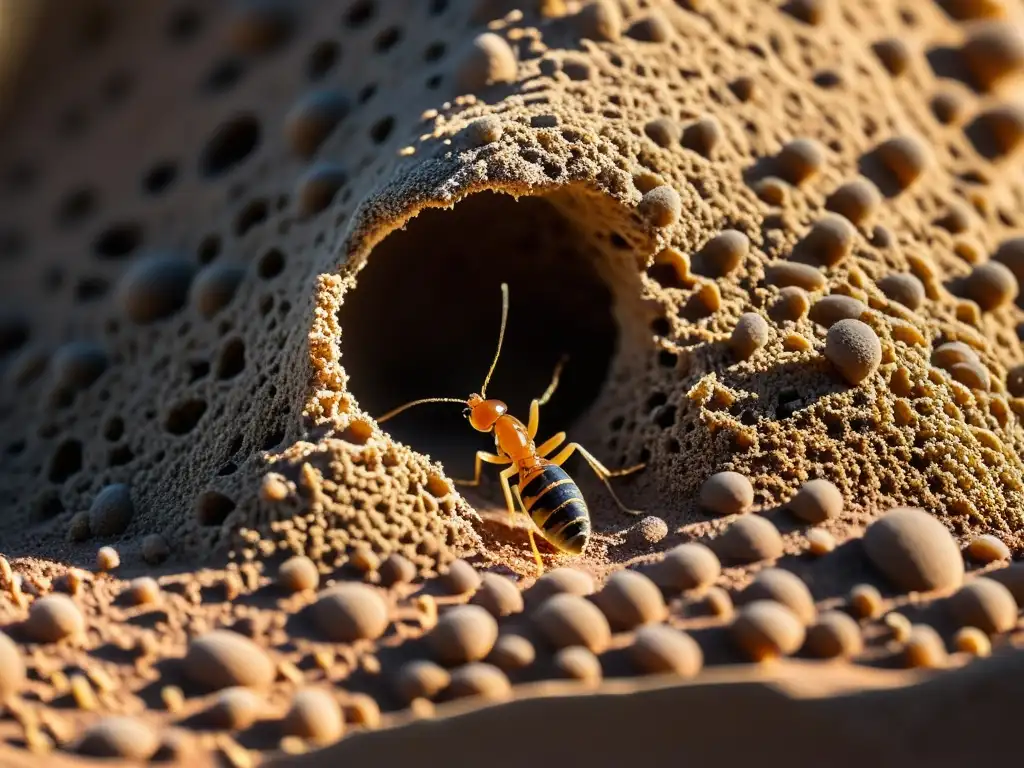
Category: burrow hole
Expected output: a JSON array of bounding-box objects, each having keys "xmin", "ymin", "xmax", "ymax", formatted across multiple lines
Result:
[{"xmin": 338, "ymin": 190, "xmax": 638, "ymax": 482}]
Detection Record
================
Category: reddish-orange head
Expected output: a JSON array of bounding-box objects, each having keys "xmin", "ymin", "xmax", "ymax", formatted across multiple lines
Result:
[{"xmin": 464, "ymin": 393, "xmax": 507, "ymax": 432}]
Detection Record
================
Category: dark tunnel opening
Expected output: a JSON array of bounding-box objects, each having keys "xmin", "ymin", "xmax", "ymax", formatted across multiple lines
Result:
[{"xmin": 338, "ymin": 191, "xmax": 619, "ymax": 483}]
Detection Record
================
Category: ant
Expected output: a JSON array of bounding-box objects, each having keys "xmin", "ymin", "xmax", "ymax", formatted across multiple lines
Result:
[{"xmin": 377, "ymin": 282, "xmax": 645, "ymax": 574}]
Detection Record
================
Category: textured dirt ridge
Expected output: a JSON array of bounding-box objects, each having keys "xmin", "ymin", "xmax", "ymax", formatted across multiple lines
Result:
[{"xmin": 0, "ymin": 0, "xmax": 1023, "ymax": 765}]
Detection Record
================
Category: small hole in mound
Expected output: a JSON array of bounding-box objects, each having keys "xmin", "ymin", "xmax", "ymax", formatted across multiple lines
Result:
[
  {"xmin": 93, "ymin": 222, "xmax": 143, "ymax": 259},
  {"xmin": 143, "ymin": 161, "xmax": 178, "ymax": 195},
  {"xmin": 167, "ymin": 5, "xmax": 202, "ymax": 42},
  {"xmin": 48, "ymin": 439, "xmax": 83, "ymax": 483},
  {"xmin": 203, "ymin": 58, "xmax": 246, "ymax": 92},
  {"xmin": 165, "ymin": 399, "xmax": 207, "ymax": 435},
  {"xmin": 217, "ymin": 338, "xmax": 246, "ymax": 379},
  {"xmin": 258, "ymin": 248, "xmax": 285, "ymax": 279},
  {"xmin": 370, "ymin": 116, "xmax": 394, "ymax": 144},
  {"xmin": 56, "ymin": 188, "xmax": 97, "ymax": 227},
  {"xmin": 344, "ymin": 1, "xmax": 375, "ymax": 27},
  {"xmin": 197, "ymin": 234, "xmax": 221, "ymax": 263},
  {"xmin": 338, "ymin": 191, "xmax": 620, "ymax": 478},
  {"xmin": 308, "ymin": 40, "xmax": 340, "ymax": 79},
  {"xmin": 200, "ymin": 114, "xmax": 261, "ymax": 177},
  {"xmin": 375, "ymin": 26, "xmax": 402, "ymax": 52},
  {"xmin": 235, "ymin": 198, "xmax": 268, "ymax": 236},
  {"xmin": 196, "ymin": 490, "xmax": 236, "ymax": 526}
]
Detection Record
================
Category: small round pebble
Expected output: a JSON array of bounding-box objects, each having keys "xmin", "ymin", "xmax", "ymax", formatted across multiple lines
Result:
[
  {"xmin": 394, "ymin": 660, "xmax": 450, "ymax": 704},
  {"xmin": 788, "ymin": 479, "xmax": 843, "ymax": 524},
  {"xmin": 441, "ymin": 559, "xmax": 482, "ymax": 595},
  {"xmin": 947, "ymin": 577, "xmax": 1017, "ymax": 634},
  {"xmin": 577, "ymin": 0, "xmax": 623, "ymax": 42},
  {"xmin": 639, "ymin": 185, "xmax": 682, "ymax": 228},
  {"xmin": 96, "ymin": 546, "xmax": 120, "ymax": 572},
  {"xmin": 731, "ymin": 600, "xmax": 805, "ymax": 661},
  {"xmin": 471, "ymin": 573, "xmax": 524, "ymax": 618},
  {"xmin": 281, "ymin": 688, "xmax": 344, "ymax": 745},
  {"xmin": 0, "ymin": 631, "xmax": 26, "ymax": 700},
  {"xmin": 699, "ymin": 471, "xmax": 754, "ymax": 516},
  {"xmin": 737, "ymin": 569, "xmax": 816, "ymax": 625},
  {"xmin": 631, "ymin": 515, "xmax": 669, "ymax": 546},
  {"xmin": 628, "ymin": 14, "xmax": 673, "ymax": 43},
  {"xmin": 445, "ymin": 662, "xmax": 512, "ymax": 702},
  {"xmin": 227, "ymin": 0, "xmax": 294, "ymax": 54},
  {"xmin": 806, "ymin": 528, "xmax": 836, "ymax": 556},
  {"xmin": 849, "ymin": 584, "xmax": 884, "ymax": 619},
  {"xmin": 76, "ymin": 717, "xmax": 159, "ymax": 760},
  {"xmin": 593, "ymin": 570, "xmax": 666, "ymax": 631},
  {"xmin": 630, "ymin": 625, "xmax": 703, "ymax": 677},
  {"xmin": 862, "ymin": 507, "xmax": 965, "ymax": 593},
  {"xmin": 770, "ymin": 287, "xmax": 810, "ymax": 322},
  {"xmin": 25, "ymin": 593, "xmax": 85, "ymax": 642},
  {"xmin": 884, "ymin": 612, "xmax": 913, "ymax": 643},
  {"xmin": 963, "ymin": 261, "xmax": 1018, "ymax": 311},
  {"xmin": 697, "ymin": 230, "xmax": 749, "ymax": 277},
  {"xmin": 704, "ymin": 586, "xmax": 735, "ymax": 619},
  {"xmin": 715, "ymin": 516, "xmax": 784, "ymax": 564},
  {"xmin": 873, "ymin": 37, "xmax": 911, "ymax": 76},
  {"xmin": 644, "ymin": 117, "xmax": 679, "ymax": 148},
  {"xmin": 128, "ymin": 577, "xmax": 160, "ymax": 606},
  {"xmin": 429, "ymin": 605, "xmax": 499, "ymax": 666},
  {"xmin": 488, "ymin": 634, "xmax": 536, "ymax": 672},
  {"xmin": 278, "ymin": 555, "xmax": 319, "ymax": 593},
  {"xmin": 117, "ymin": 254, "xmax": 194, "ymax": 324},
  {"xmin": 1007, "ymin": 364, "xmax": 1024, "ymax": 397},
  {"xmin": 809, "ymin": 294, "xmax": 866, "ymax": 328},
  {"xmin": 142, "ymin": 533, "xmax": 170, "ymax": 565},
  {"xmin": 465, "ymin": 116, "xmax": 503, "ymax": 147},
  {"xmin": 777, "ymin": 138, "xmax": 824, "ymax": 185},
  {"xmin": 874, "ymin": 135, "xmax": 930, "ymax": 191},
  {"xmin": 52, "ymin": 341, "xmax": 107, "ymax": 392},
  {"xmin": 785, "ymin": 0, "xmax": 826, "ymax": 24},
  {"xmin": 295, "ymin": 163, "xmax": 347, "ymax": 216},
  {"xmin": 527, "ymin": 568, "xmax": 595, "ymax": 606},
  {"xmin": 312, "ymin": 584, "xmax": 389, "ymax": 642},
  {"xmin": 379, "ymin": 553, "xmax": 417, "ymax": 587},
  {"xmin": 804, "ymin": 611, "xmax": 863, "ymax": 659},
  {"xmin": 191, "ymin": 264, "xmax": 245, "ymax": 318},
  {"xmin": 204, "ymin": 686, "xmax": 264, "ymax": 730},
  {"xmin": 961, "ymin": 21, "xmax": 1024, "ymax": 91},
  {"xmin": 803, "ymin": 214, "xmax": 856, "ymax": 267},
  {"xmin": 456, "ymin": 32, "xmax": 518, "ymax": 93},
  {"xmin": 730, "ymin": 312, "xmax": 770, "ymax": 361},
  {"xmin": 950, "ymin": 360, "xmax": 991, "ymax": 391},
  {"xmin": 967, "ymin": 534, "xmax": 1011, "ymax": 563},
  {"xmin": 970, "ymin": 103, "xmax": 1024, "ymax": 158},
  {"xmin": 994, "ymin": 236, "xmax": 1024, "ymax": 282},
  {"xmin": 878, "ymin": 273, "xmax": 926, "ymax": 311},
  {"xmin": 285, "ymin": 89, "xmax": 350, "ymax": 158},
  {"xmin": 534, "ymin": 593, "xmax": 611, "ymax": 653},
  {"xmin": 184, "ymin": 630, "xmax": 275, "ymax": 690},
  {"xmin": 825, "ymin": 319, "xmax": 882, "ymax": 386},
  {"xmin": 931, "ymin": 341, "xmax": 980, "ymax": 371},
  {"xmin": 765, "ymin": 261, "xmax": 827, "ymax": 291},
  {"xmin": 825, "ymin": 177, "xmax": 881, "ymax": 226},
  {"xmin": 953, "ymin": 626, "xmax": 991, "ymax": 657},
  {"xmin": 651, "ymin": 543, "xmax": 721, "ymax": 592},
  {"xmin": 931, "ymin": 90, "xmax": 969, "ymax": 126},
  {"xmin": 681, "ymin": 116, "xmax": 722, "ymax": 158},
  {"xmin": 903, "ymin": 624, "xmax": 947, "ymax": 668},
  {"xmin": 553, "ymin": 646, "xmax": 603, "ymax": 686},
  {"xmin": 88, "ymin": 483, "xmax": 134, "ymax": 537}
]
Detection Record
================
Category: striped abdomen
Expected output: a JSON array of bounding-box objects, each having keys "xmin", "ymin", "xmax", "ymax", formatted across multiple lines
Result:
[{"xmin": 518, "ymin": 462, "xmax": 590, "ymax": 554}]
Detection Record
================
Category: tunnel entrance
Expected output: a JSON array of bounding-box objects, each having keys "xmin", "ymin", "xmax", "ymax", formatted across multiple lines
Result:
[{"xmin": 338, "ymin": 190, "xmax": 620, "ymax": 481}]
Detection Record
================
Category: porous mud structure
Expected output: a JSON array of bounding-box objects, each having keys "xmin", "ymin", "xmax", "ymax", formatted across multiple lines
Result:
[{"xmin": 0, "ymin": 0, "xmax": 1023, "ymax": 765}]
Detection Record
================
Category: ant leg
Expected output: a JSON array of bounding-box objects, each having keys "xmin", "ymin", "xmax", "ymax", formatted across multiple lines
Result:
[
  {"xmin": 527, "ymin": 356, "xmax": 567, "ymax": 439},
  {"xmin": 451, "ymin": 451, "xmax": 510, "ymax": 487},
  {"xmin": 535, "ymin": 431, "xmax": 566, "ymax": 458},
  {"xmin": 513, "ymin": 484, "xmax": 545, "ymax": 576},
  {"xmin": 497, "ymin": 464, "xmax": 518, "ymax": 527},
  {"xmin": 548, "ymin": 442, "xmax": 646, "ymax": 516}
]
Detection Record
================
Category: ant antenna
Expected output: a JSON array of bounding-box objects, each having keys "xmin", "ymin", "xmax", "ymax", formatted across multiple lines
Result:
[
  {"xmin": 376, "ymin": 397, "xmax": 466, "ymax": 424},
  {"xmin": 480, "ymin": 282, "xmax": 509, "ymax": 398}
]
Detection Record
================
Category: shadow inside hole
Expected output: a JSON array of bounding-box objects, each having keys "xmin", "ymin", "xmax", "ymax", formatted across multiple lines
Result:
[{"xmin": 337, "ymin": 191, "xmax": 619, "ymax": 481}]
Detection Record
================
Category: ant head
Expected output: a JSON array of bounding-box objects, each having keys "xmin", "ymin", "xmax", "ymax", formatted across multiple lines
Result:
[{"xmin": 465, "ymin": 393, "xmax": 506, "ymax": 432}]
